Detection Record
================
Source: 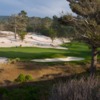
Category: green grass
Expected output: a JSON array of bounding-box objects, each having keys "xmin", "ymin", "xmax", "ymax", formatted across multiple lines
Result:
[
  {"xmin": 0, "ymin": 42, "xmax": 99, "ymax": 100},
  {"xmin": 61, "ymin": 41, "xmax": 100, "ymax": 63},
  {"xmin": 0, "ymin": 47, "xmax": 67, "ymax": 61},
  {"xmin": 0, "ymin": 84, "xmax": 50, "ymax": 100},
  {"xmin": 0, "ymin": 42, "xmax": 99, "ymax": 62}
]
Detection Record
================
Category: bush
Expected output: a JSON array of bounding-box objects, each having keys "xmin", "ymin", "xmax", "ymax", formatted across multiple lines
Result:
[
  {"xmin": 18, "ymin": 31, "xmax": 27, "ymax": 41},
  {"xmin": 15, "ymin": 74, "xmax": 33, "ymax": 83},
  {"xmin": 15, "ymin": 74, "xmax": 25, "ymax": 83},
  {"xmin": 15, "ymin": 58, "xmax": 20, "ymax": 62},
  {"xmin": 8, "ymin": 58, "xmax": 20, "ymax": 64},
  {"xmin": 50, "ymin": 77, "xmax": 100, "ymax": 100},
  {"xmin": 25, "ymin": 75, "xmax": 33, "ymax": 81}
]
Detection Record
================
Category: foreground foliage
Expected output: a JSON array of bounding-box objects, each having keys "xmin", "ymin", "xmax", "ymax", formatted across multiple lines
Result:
[
  {"xmin": 60, "ymin": 0, "xmax": 100, "ymax": 74},
  {"xmin": 15, "ymin": 74, "xmax": 33, "ymax": 83},
  {"xmin": 50, "ymin": 77, "xmax": 100, "ymax": 100},
  {"xmin": 0, "ymin": 70, "xmax": 99, "ymax": 100}
]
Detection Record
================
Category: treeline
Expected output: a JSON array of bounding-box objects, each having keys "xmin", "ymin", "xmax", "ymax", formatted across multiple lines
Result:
[
  {"xmin": 0, "ymin": 14, "xmax": 53, "ymax": 36},
  {"xmin": 27, "ymin": 16, "xmax": 53, "ymax": 35},
  {"xmin": 0, "ymin": 11, "xmax": 74, "ymax": 40},
  {"xmin": 27, "ymin": 16, "xmax": 74, "ymax": 41},
  {"xmin": 0, "ymin": 16, "xmax": 9, "ymax": 31}
]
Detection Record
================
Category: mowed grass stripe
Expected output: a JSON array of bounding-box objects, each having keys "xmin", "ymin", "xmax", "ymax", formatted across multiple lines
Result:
[
  {"xmin": 0, "ymin": 42, "xmax": 99, "ymax": 61},
  {"xmin": 0, "ymin": 47, "xmax": 67, "ymax": 60}
]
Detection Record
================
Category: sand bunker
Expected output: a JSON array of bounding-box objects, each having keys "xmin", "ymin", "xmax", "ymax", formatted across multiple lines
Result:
[
  {"xmin": 0, "ymin": 57, "xmax": 84, "ymax": 63},
  {"xmin": 0, "ymin": 31, "xmax": 70, "ymax": 48},
  {"xmin": 32, "ymin": 57, "xmax": 84, "ymax": 62},
  {"xmin": 0, "ymin": 57, "xmax": 8, "ymax": 63},
  {"xmin": 0, "ymin": 32, "xmax": 82, "ymax": 63}
]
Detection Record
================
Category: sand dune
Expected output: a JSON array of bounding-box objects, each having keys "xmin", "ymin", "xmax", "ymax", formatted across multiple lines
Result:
[{"xmin": 0, "ymin": 31, "xmax": 70, "ymax": 47}]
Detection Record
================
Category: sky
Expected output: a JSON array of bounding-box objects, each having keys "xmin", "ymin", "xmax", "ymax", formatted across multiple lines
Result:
[{"xmin": 0, "ymin": 0, "xmax": 72, "ymax": 18}]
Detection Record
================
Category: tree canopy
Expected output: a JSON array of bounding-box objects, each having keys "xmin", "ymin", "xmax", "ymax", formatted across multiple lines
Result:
[{"xmin": 59, "ymin": 0, "xmax": 100, "ymax": 74}]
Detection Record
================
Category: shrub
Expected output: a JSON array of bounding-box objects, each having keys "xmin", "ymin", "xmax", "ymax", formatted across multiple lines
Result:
[
  {"xmin": 18, "ymin": 31, "xmax": 27, "ymax": 41},
  {"xmin": 8, "ymin": 58, "xmax": 20, "ymax": 64},
  {"xmin": 50, "ymin": 77, "xmax": 100, "ymax": 100},
  {"xmin": 15, "ymin": 58, "xmax": 20, "ymax": 62},
  {"xmin": 8, "ymin": 59, "xmax": 16, "ymax": 64},
  {"xmin": 15, "ymin": 74, "xmax": 25, "ymax": 83},
  {"xmin": 25, "ymin": 75, "xmax": 33, "ymax": 81},
  {"xmin": 15, "ymin": 74, "xmax": 33, "ymax": 83}
]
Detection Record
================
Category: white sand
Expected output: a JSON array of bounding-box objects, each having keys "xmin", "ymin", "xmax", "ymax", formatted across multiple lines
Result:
[
  {"xmin": 0, "ymin": 57, "xmax": 8, "ymax": 63},
  {"xmin": 0, "ymin": 31, "xmax": 70, "ymax": 48},
  {"xmin": 0, "ymin": 57, "xmax": 84, "ymax": 63},
  {"xmin": 0, "ymin": 31, "xmax": 75, "ymax": 63},
  {"xmin": 0, "ymin": 31, "xmax": 14, "ymax": 35},
  {"xmin": 32, "ymin": 57, "xmax": 84, "ymax": 62}
]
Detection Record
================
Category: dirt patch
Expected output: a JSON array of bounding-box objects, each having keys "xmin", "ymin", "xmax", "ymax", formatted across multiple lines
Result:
[{"xmin": 0, "ymin": 62, "xmax": 87, "ymax": 86}]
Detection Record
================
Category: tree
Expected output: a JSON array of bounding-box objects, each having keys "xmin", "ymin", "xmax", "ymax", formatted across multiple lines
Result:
[
  {"xmin": 59, "ymin": 0, "xmax": 100, "ymax": 75},
  {"xmin": 27, "ymin": 17, "xmax": 42, "ymax": 32},
  {"xmin": 18, "ymin": 31, "xmax": 27, "ymax": 41},
  {"xmin": 6, "ymin": 15, "xmax": 17, "ymax": 38},
  {"xmin": 7, "ymin": 10, "xmax": 28, "ymax": 40},
  {"xmin": 42, "ymin": 17, "xmax": 53, "ymax": 29},
  {"xmin": 27, "ymin": 16, "xmax": 53, "ymax": 36},
  {"xmin": 48, "ymin": 28, "xmax": 57, "ymax": 43},
  {"xmin": 17, "ymin": 10, "xmax": 28, "ymax": 41},
  {"xmin": 52, "ymin": 16, "xmax": 75, "ymax": 42}
]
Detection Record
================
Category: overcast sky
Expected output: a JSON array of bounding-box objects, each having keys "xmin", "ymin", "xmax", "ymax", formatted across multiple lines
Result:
[{"xmin": 0, "ymin": 0, "xmax": 72, "ymax": 17}]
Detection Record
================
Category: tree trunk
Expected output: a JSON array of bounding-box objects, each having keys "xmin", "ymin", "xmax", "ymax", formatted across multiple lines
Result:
[
  {"xmin": 14, "ymin": 27, "xmax": 17, "ymax": 39},
  {"xmin": 90, "ymin": 47, "xmax": 98, "ymax": 75},
  {"xmin": 14, "ymin": 14, "xmax": 17, "ymax": 40}
]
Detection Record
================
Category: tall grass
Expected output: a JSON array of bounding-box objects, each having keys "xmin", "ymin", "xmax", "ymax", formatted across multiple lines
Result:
[{"xmin": 50, "ymin": 77, "xmax": 100, "ymax": 100}]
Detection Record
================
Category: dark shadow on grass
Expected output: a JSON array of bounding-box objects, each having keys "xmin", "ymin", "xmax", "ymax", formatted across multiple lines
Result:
[{"xmin": 64, "ymin": 50, "xmax": 91, "ymax": 58}]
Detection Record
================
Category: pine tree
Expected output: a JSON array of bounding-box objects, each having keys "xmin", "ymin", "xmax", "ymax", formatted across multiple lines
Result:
[
  {"xmin": 59, "ymin": 0, "xmax": 100, "ymax": 75},
  {"xmin": 7, "ymin": 10, "xmax": 28, "ymax": 40}
]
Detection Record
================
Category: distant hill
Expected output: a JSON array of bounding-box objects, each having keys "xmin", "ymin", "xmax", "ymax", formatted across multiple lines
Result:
[{"xmin": 0, "ymin": 16, "xmax": 9, "ymax": 22}]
